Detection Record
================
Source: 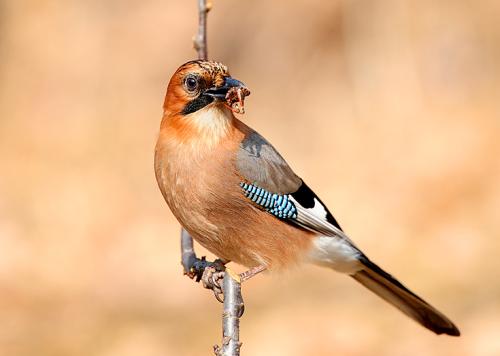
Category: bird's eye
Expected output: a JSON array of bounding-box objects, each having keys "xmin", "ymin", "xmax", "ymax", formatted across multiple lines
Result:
[{"xmin": 184, "ymin": 75, "xmax": 199, "ymax": 92}]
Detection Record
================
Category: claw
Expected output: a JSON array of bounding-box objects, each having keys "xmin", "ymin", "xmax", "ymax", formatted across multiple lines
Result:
[
  {"xmin": 200, "ymin": 261, "xmax": 226, "ymax": 302},
  {"xmin": 184, "ymin": 257, "xmax": 231, "ymax": 302}
]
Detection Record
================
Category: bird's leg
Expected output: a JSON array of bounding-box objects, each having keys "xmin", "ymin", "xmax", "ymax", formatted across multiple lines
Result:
[{"xmin": 239, "ymin": 265, "xmax": 267, "ymax": 283}]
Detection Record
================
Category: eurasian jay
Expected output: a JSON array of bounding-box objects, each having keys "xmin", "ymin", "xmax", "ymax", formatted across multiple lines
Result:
[{"xmin": 155, "ymin": 60, "xmax": 460, "ymax": 336}]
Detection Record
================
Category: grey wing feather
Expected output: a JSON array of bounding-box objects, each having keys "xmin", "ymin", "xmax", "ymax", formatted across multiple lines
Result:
[
  {"xmin": 237, "ymin": 130, "xmax": 301, "ymax": 194},
  {"xmin": 290, "ymin": 198, "xmax": 360, "ymax": 249},
  {"xmin": 236, "ymin": 128, "xmax": 358, "ymax": 248}
]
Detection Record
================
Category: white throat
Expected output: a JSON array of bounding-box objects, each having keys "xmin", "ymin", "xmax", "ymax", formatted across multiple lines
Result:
[{"xmin": 186, "ymin": 104, "xmax": 233, "ymax": 148}]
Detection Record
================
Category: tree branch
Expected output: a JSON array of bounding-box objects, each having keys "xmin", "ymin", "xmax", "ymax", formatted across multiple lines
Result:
[
  {"xmin": 215, "ymin": 273, "xmax": 244, "ymax": 355},
  {"xmin": 181, "ymin": 228, "xmax": 197, "ymax": 274},
  {"xmin": 193, "ymin": 0, "xmax": 211, "ymax": 60},
  {"xmin": 178, "ymin": 1, "xmax": 244, "ymax": 355}
]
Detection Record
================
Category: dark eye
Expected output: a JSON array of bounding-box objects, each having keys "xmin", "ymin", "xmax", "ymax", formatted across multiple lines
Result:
[{"xmin": 185, "ymin": 75, "xmax": 198, "ymax": 92}]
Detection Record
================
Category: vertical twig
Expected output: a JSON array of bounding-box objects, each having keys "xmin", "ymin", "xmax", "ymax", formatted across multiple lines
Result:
[
  {"xmin": 179, "ymin": 1, "xmax": 244, "ymax": 355},
  {"xmin": 193, "ymin": 0, "xmax": 210, "ymax": 60},
  {"xmin": 181, "ymin": 228, "xmax": 196, "ymax": 274},
  {"xmin": 219, "ymin": 274, "xmax": 244, "ymax": 355}
]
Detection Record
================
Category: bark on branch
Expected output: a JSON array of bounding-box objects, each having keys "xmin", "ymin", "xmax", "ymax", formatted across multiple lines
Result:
[
  {"xmin": 193, "ymin": 0, "xmax": 210, "ymax": 60},
  {"xmin": 215, "ymin": 273, "xmax": 244, "ymax": 355}
]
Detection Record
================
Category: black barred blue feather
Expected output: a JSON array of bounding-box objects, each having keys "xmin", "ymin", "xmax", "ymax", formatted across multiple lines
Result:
[{"xmin": 240, "ymin": 182, "xmax": 298, "ymax": 219}]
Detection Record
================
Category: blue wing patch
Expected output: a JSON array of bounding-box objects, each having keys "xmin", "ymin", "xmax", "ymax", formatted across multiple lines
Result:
[{"xmin": 240, "ymin": 182, "xmax": 298, "ymax": 219}]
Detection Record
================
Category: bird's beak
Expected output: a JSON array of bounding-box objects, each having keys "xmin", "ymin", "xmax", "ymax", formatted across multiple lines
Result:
[{"xmin": 204, "ymin": 77, "xmax": 247, "ymax": 100}]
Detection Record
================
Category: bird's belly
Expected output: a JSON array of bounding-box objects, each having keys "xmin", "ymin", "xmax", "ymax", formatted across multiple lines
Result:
[
  {"xmin": 186, "ymin": 201, "xmax": 316, "ymax": 270},
  {"xmin": 162, "ymin": 170, "xmax": 314, "ymax": 269},
  {"xmin": 156, "ymin": 136, "xmax": 315, "ymax": 270}
]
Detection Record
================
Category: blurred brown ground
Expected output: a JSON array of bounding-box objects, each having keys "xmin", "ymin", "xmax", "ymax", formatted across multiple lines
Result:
[{"xmin": 0, "ymin": 0, "xmax": 499, "ymax": 355}]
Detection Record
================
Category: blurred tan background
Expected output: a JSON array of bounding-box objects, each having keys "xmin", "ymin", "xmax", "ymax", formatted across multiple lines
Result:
[{"xmin": 1, "ymin": 0, "xmax": 499, "ymax": 355}]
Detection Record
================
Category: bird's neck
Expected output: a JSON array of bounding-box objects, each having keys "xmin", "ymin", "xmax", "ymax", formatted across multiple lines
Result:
[{"xmin": 160, "ymin": 104, "xmax": 236, "ymax": 151}]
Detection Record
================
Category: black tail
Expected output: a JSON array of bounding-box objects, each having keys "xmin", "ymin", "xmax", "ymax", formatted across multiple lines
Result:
[{"xmin": 351, "ymin": 257, "xmax": 460, "ymax": 336}]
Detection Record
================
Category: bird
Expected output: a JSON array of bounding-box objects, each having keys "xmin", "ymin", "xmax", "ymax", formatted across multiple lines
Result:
[{"xmin": 155, "ymin": 59, "xmax": 460, "ymax": 336}]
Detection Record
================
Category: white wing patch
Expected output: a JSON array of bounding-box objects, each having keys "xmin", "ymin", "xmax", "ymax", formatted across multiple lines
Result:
[
  {"xmin": 289, "ymin": 195, "xmax": 363, "ymax": 274},
  {"xmin": 289, "ymin": 196, "xmax": 353, "ymax": 241},
  {"xmin": 309, "ymin": 198, "xmax": 328, "ymax": 219}
]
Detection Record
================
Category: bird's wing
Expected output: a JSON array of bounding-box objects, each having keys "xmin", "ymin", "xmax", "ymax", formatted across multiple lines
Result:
[
  {"xmin": 236, "ymin": 129, "xmax": 301, "ymax": 195},
  {"xmin": 236, "ymin": 128, "xmax": 357, "ymax": 246},
  {"xmin": 236, "ymin": 128, "xmax": 460, "ymax": 336}
]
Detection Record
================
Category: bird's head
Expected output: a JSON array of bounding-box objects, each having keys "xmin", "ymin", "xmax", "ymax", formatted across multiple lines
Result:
[{"xmin": 163, "ymin": 60, "xmax": 249, "ymax": 117}]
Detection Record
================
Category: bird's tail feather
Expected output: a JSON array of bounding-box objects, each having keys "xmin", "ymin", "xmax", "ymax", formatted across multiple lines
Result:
[{"xmin": 351, "ymin": 257, "xmax": 460, "ymax": 336}]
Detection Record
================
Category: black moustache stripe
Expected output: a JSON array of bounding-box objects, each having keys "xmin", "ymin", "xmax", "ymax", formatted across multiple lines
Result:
[{"xmin": 181, "ymin": 94, "xmax": 214, "ymax": 115}]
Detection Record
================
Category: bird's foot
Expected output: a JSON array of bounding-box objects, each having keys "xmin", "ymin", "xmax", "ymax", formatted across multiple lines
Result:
[
  {"xmin": 185, "ymin": 257, "xmax": 229, "ymax": 302},
  {"xmin": 185, "ymin": 256, "xmax": 212, "ymax": 281},
  {"xmin": 200, "ymin": 259, "xmax": 227, "ymax": 302},
  {"xmin": 239, "ymin": 265, "xmax": 266, "ymax": 283}
]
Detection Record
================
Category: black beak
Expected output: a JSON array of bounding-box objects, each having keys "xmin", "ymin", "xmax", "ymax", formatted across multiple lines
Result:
[{"xmin": 204, "ymin": 77, "xmax": 246, "ymax": 100}]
